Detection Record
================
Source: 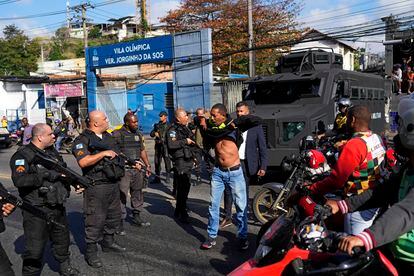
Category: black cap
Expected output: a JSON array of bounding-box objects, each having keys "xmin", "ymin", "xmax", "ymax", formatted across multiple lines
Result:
[{"xmin": 159, "ymin": 111, "xmax": 168, "ymax": 117}]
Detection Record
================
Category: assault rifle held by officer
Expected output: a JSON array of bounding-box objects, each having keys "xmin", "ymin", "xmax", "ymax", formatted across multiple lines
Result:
[
  {"xmin": 33, "ymin": 150, "xmax": 93, "ymax": 189},
  {"xmin": 0, "ymin": 185, "xmax": 65, "ymax": 228},
  {"xmin": 89, "ymin": 139, "xmax": 154, "ymax": 175}
]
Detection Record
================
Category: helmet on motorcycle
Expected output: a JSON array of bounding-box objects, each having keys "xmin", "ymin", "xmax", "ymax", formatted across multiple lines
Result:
[
  {"xmin": 299, "ymin": 136, "xmax": 316, "ymax": 151},
  {"xmin": 307, "ymin": 149, "xmax": 326, "ymax": 169},
  {"xmin": 338, "ymin": 97, "xmax": 351, "ymax": 108},
  {"xmin": 397, "ymin": 95, "xmax": 414, "ymax": 150}
]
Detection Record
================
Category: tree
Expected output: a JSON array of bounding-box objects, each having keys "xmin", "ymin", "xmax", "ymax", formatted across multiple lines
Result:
[
  {"xmin": 161, "ymin": 0, "xmax": 302, "ymax": 75},
  {"xmin": 0, "ymin": 25, "xmax": 40, "ymax": 76}
]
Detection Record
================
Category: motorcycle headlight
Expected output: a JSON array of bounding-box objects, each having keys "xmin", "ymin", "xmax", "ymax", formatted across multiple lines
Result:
[{"xmin": 253, "ymin": 244, "xmax": 272, "ymax": 263}]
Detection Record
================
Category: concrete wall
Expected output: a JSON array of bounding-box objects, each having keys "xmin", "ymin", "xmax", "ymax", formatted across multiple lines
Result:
[
  {"xmin": 0, "ymin": 82, "xmax": 25, "ymax": 120},
  {"xmin": 0, "ymin": 82, "xmax": 46, "ymax": 126}
]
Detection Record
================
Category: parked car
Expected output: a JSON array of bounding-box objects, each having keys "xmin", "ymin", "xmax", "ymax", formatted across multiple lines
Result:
[{"xmin": 0, "ymin": 128, "xmax": 12, "ymax": 148}]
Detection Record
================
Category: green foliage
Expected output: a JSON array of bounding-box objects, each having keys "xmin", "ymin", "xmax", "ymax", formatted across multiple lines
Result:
[
  {"xmin": 0, "ymin": 24, "xmax": 40, "ymax": 76},
  {"xmin": 88, "ymin": 26, "xmax": 102, "ymax": 39}
]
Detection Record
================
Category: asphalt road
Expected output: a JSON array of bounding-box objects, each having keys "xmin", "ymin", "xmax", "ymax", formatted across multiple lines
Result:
[{"xmin": 0, "ymin": 137, "xmax": 261, "ymax": 276}]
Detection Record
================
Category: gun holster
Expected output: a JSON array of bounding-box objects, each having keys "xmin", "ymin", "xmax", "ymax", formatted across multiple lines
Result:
[
  {"xmin": 102, "ymin": 157, "xmax": 125, "ymax": 180},
  {"xmin": 39, "ymin": 182, "xmax": 68, "ymax": 206},
  {"xmin": 183, "ymin": 147, "xmax": 192, "ymax": 159}
]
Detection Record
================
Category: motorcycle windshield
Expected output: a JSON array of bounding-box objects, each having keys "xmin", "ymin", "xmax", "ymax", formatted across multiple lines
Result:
[{"xmin": 254, "ymin": 214, "xmax": 294, "ymax": 261}]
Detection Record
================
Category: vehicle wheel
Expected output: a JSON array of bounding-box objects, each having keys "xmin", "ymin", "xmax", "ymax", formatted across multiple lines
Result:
[
  {"xmin": 253, "ymin": 187, "xmax": 285, "ymax": 224},
  {"xmin": 256, "ymin": 218, "xmax": 276, "ymax": 247}
]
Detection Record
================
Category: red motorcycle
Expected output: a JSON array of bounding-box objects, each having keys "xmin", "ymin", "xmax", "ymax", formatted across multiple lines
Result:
[{"xmin": 230, "ymin": 203, "xmax": 398, "ymax": 275}]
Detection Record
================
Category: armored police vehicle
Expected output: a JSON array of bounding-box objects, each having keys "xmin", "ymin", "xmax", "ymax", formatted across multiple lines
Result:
[{"xmin": 244, "ymin": 49, "xmax": 391, "ymax": 166}]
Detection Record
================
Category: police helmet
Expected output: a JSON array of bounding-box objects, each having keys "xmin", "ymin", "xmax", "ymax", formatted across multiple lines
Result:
[
  {"xmin": 338, "ymin": 98, "xmax": 352, "ymax": 107},
  {"xmin": 397, "ymin": 95, "xmax": 414, "ymax": 150},
  {"xmin": 299, "ymin": 135, "xmax": 316, "ymax": 152}
]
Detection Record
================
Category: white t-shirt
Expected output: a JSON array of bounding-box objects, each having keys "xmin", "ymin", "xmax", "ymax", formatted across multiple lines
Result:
[{"xmin": 238, "ymin": 130, "xmax": 248, "ymax": 160}]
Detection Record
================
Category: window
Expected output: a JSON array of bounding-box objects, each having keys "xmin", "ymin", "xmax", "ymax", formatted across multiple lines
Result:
[
  {"xmin": 360, "ymin": 88, "xmax": 367, "ymax": 99},
  {"xmin": 367, "ymin": 89, "xmax": 373, "ymax": 99},
  {"xmin": 38, "ymin": 91, "xmax": 45, "ymax": 109},
  {"xmin": 351, "ymin": 87, "xmax": 359, "ymax": 99},
  {"xmin": 282, "ymin": 122, "xmax": 305, "ymax": 142},
  {"xmin": 143, "ymin": 94, "xmax": 154, "ymax": 110},
  {"xmin": 254, "ymin": 79, "xmax": 322, "ymax": 105}
]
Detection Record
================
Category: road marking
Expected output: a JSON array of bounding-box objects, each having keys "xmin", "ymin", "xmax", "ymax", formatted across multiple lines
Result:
[{"xmin": 0, "ymin": 173, "xmax": 10, "ymax": 179}]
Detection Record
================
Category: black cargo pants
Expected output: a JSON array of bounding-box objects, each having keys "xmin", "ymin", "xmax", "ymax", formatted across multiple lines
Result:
[
  {"xmin": 154, "ymin": 143, "xmax": 172, "ymax": 176},
  {"xmin": 22, "ymin": 206, "xmax": 70, "ymax": 276},
  {"xmin": 0, "ymin": 241, "xmax": 14, "ymax": 276},
  {"xmin": 84, "ymin": 182, "xmax": 121, "ymax": 244},
  {"xmin": 174, "ymin": 159, "xmax": 193, "ymax": 216}
]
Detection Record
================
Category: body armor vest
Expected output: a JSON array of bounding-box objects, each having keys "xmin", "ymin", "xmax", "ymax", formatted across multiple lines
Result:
[{"xmin": 119, "ymin": 130, "xmax": 142, "ymax": 161}]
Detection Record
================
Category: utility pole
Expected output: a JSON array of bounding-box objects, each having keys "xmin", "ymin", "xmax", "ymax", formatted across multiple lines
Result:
[
  {"xmin": 141, "ymin": 0, "xmax": 147, "ymax": 37},
  {"xmin": 70, "ymin": 1, "xmax": 93, "ymax": 49},
  {"xmin": 136, "ymin": 0, "xmax": 148, "ymax": 37},
  {"xmin": 66, "ymin": 0, "xmax": 71, "ymax": 29},
  {"xmin": 382, "ymin": 16, "xmax": 398, "ymax": 76},
  {"xmin": 248, "ymin": 0, "xmax": 255, "ymax": 77}
]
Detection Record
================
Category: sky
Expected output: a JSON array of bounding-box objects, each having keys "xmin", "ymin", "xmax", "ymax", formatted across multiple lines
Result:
[{"xmin": 0, "ymin": 0, "xmax": 413, "ymax": 53}]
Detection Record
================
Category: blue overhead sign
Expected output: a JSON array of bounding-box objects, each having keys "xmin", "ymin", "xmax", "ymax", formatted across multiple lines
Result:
[{"xmin": 88, "ymin": 35, "xmax": 173, "ymax": 68}]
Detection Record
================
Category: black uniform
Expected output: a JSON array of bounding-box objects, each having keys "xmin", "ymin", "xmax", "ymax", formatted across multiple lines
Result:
[
  {"xmin": 166, "ymin": 122, "xmax": 194, "ymax": 221},
  {"xmin": 112, "ymin": 126, "xmax": 148, "ymax": 227},
  {"xmin": 0, "ymin": 183, "xmax": 14, "ymax": 276},
  {"xmin": 150, "ymin": 121, "xmax": 172, "ymax": 181},
  {"xmin": 10, "ymin": 143, "xmax": 71, "ymax": 276},
  {"xmin": 72, "ymin": 129, "xmax": 123, "ymax": 246}
]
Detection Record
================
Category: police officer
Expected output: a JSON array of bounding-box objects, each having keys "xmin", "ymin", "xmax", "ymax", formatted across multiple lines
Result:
[
  {"xmin": 334, "ymin": 97, "xmax": 352, "ymax": 136},
  {"xmin": 113, "ymin": 113, "xmax": 151, "ymax": 232},
  {"xmin": 0, "ymin": 183, "xmax": 16, "ymax": 276},
  {"xmin": 150, "ymin": 111, "xmax": 172, "ymax": 184},
  {"xmin": 72, "ymin": 111, "xmax": 126, "ymax": 268},
  {"xmin": 166, "ymin": 108, "xmax": 195, "ymax": 223},
  {"xmin": 10, "ymin": 123, "xmax": 79, "ymax": 276}
]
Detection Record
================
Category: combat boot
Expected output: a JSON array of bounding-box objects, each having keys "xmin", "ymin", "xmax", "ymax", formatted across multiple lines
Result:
[
  {"xmin": 165, "ymin": 172, "xmax": 171, "ymax": 184},
  {"xmin": 115, "ymin": 220, "xmax": 126, "ymax": 236},
  {"xmin": 59, "ymin": 258, "xmax": 80, "ymax": 276},
  {"xmin": 132, "ymin": 212, "xmax": 150, "ymax": 227},
  {"xmin": 101, "ymin": 235, "xmax": 126, "ymax": 253},
  {"xmin": 85, "ymin": 243, "xmax": 102, "ymax": 268}
]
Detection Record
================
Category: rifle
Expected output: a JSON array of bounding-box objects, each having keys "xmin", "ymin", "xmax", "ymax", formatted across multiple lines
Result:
[
  {"xmin": 33, "ymin": 151, "xmax": 93, "ymax": 189},
  {"xmin": 89, "ymin": 141, "xmax": 156, "ymax": 175},
  {"xmin": 0, "ymin": 187, "xmax": 65, "ymax": 228}
]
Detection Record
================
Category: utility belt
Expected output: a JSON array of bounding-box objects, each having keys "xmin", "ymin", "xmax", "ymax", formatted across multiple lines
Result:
[
  {"xmin": 38, "ymin": 182, "xmax": 69, "ymax": 206},
  {"xmin": 89, "ymin": 156, "xmax": 125, "ymax": 182}
]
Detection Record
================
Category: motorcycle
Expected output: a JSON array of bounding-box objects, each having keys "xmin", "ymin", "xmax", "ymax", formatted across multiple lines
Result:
[
  {"xmin": 252, "ymin": 137, "xmax": 331, "ymax": 224},
  {"xmin": 230, "ymin": 203, "xmax": 398, "ymax": 275}
]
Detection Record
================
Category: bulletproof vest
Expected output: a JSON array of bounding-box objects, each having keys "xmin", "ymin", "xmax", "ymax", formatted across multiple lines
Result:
[
  {"xmin": 17, "ymin": 145, "xmax": 69, "ymax": 206},
  {"xmin": 81, "ymin": 131, "xmax": 125, "ymax": 182},
  {"xmin": 168, "ymin": 123, "xmax": 194, "ymax": 161},
  {"xmin": 119, "ymin": 129, "xmax": 142, "ymax": 160},
  {"xmin": 157, "ymin": 122, "xmax": 169, "ymax": 142}
]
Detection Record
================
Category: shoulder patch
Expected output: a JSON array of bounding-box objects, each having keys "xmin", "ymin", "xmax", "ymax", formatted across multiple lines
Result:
[
  {"xmin": 16, "ymin": 166, "xmax": 25, "ymax": 173},
  {"xmin": 15, "ymin": 159, "xmax": 25, "ymax": 166},
  {"xmin": 169, "ymin": 130, "xmax": 176, "ymax": 138},
  {"xmin": 75, "ymin": 143, "xmax": 84, "ymax": 149}
]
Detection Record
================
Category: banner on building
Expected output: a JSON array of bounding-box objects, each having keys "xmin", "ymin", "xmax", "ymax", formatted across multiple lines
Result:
[{"xmin": 44, "ymin": 82, "xmax": 83, "ymax": 98}]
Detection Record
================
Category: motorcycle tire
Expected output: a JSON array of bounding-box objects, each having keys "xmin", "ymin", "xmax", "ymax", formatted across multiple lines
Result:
[{"xmin": 253, "ymin": 185, "xmax": 284, "ymax": 224}]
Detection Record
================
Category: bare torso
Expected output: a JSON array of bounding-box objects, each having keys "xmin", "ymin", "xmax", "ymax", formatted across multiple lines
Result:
[{"xmin": 215, "ymin": 138, "xmax": 240, "ymax": 168}]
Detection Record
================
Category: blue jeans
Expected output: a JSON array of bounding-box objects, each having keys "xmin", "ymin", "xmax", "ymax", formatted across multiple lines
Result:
[
  {"xmin": 344, "ymin": 208, "xmax": 380, "ymax": 235},
  {"xmin": 207, "ymin": 166, "xmax": 248, "ymax": 239}
]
